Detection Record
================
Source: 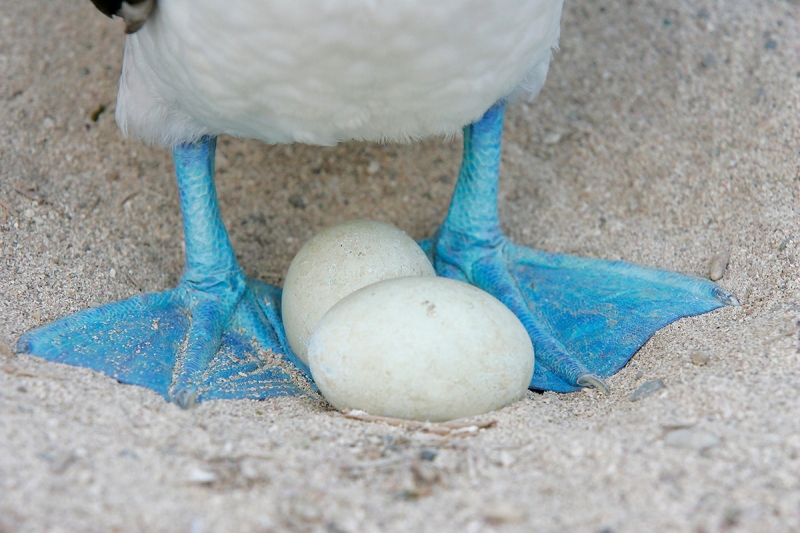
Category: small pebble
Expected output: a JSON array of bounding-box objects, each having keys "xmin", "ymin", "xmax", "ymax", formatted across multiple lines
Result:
[
  {"xmin": 723, "ymin": 507, "xmax": 742, "ymax": 527},
  {"xmin": 483, "ymin": 502, "xmax": 526, "ymax": 524},
  {"xmin": 765, "ymin": 40, "xmax": 777, "ymax": 50},
  {"xmin": 89, "ymin": 104, "xmax": 106, "ymax": 122},
  {"xmin": 491, "ymin": 450, "xmax": 516, "ymax": 468},
  {"xmin": 691, "ymin": 351, "xmax": 711, "ymax": 366},
  {"xmin": 664, "ymin": 428, "xmax": 720, "ymax": 450},
  {"xmin": 288, "ymin": 193, "xmax": 306, "ymax": 209},
  {"xmin": 708, "ymin": 250, "xmax": 730, "ymax": 281},
  {"xmin": 187, "ymin": 468, "xmax": 216, "ymax": 484},
  {"xmin": 629, "ymin": 378, "xmax": 665, "ymax": 401},
  {"xmin": 419, "ymin": 449, "xmax": 437, "ymax": 461},
  {"xmin": 543, "ymin": 131, "xmax": 563, "ymax": 145},
  {"xmin": 50, "ymin": 451, "xmax": 77, "ymax": 474}
]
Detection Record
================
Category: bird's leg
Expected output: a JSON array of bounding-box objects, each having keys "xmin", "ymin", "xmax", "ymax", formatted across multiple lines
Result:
[
  {"xmin": 424, "ymin": 104, "xmax": 738, "ymax": 392},
  {"xmin": 17, "ymin": 136, "xmax": 311, "ymax": 407},
  {"xmin": 169, "ymin": 137, "xmax": 249, "ymax": 406}
]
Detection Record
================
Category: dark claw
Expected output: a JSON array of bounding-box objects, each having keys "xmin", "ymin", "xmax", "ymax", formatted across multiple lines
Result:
[
  {"xmin": 173, "ymin": 389, "xmax": 197, "ymax": 409},
  {"xmin": 14, "ymin": 339, "xmax": 32, "ymax": 355},
  {"xmin": 576, "ymin": 374, "xmax": 611, "ymax": 394},
  {"xmin": 712, "ymin": 286, "xmax": 741, "ymax": 307}
]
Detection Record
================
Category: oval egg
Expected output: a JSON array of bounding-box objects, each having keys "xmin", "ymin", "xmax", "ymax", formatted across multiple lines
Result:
[
  {"xmin": 282, "ymin": 220, "xmax": 435, "ymax": 364},
  {"xmin": 308, "ymin": 276, "xmax": 534, "ymax": 422}
]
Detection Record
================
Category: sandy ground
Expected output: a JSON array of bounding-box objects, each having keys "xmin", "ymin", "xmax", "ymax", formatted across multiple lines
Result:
[{"xmin": 1, "ymin": 0, "xmax": 799, "ymax": 531}]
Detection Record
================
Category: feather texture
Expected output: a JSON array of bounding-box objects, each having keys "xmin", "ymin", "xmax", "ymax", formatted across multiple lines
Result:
[{"xmin": 116, "ymin": 0, "xmax": 564, "ymax": 146}]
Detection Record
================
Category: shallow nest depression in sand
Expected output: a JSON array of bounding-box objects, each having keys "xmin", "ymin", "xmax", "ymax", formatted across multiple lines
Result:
[{"xmin": 1, "ymin": 1, "xmax": 799, "ymax": 532}]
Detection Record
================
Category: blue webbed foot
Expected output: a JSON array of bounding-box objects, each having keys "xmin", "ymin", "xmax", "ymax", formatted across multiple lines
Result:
[
  {"xmin": 428, "ymin": 235, "xmax": 736, "ymax": 392},
  {"xmin": 425, "ymin": 104, "xmax": 738, "ymax": 393},
  {"xmin": 16, "ymin": 137, "xmax": 311, "ymax": 407},
  {"xmin": 16, "ymin": 278, "xmax": 311, "ymax": 407}
]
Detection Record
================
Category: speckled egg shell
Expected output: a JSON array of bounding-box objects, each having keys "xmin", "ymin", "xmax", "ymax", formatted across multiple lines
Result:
[{"xmin": 308, "ymin": 276, "xmax": 534, "ymax": 422}]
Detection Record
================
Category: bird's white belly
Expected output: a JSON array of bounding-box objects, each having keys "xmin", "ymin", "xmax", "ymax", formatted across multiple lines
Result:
[{"xmin": 117, "ymin": 0, "xmax": 563, "ymax": 146}]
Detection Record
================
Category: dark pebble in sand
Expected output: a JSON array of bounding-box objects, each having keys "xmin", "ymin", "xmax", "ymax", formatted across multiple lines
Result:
[
  {"xmin": 288, "ymin": 194, "xmax": 307, "ymax": 209},
  {"xmin": 50, "ymin": 451, "xmax": 78, "ymax": 474},
  {"xmin": 419, "ymin": 449, "xmax": 437, "ymax": 461},
  {"xmin": 701, "ymin": 53, "xmax": 716, "ymax": 68}
]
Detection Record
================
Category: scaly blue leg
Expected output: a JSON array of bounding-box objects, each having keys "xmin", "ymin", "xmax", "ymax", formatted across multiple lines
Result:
[
  {"xmin": 16, "ymin": 136, "xmax": 312, "ymax": 407},
  {"xmin": 422, "ymin": 104, "xmax": 738, "ymax": 392}
]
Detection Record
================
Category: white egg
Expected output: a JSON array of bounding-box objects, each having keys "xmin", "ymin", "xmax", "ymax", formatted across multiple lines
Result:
[
  {"xmin": 282, "ymin": 220, "xmax": 435, "ymax": 364},
  {"xmin": 308, "ymin": 276, "xmax": 534, "ymax": 422}
]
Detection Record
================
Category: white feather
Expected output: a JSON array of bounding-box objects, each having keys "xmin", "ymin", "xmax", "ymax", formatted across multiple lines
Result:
[{"xmin": 116, "ymin": 0, "xmax": 564, "ymax": 146}]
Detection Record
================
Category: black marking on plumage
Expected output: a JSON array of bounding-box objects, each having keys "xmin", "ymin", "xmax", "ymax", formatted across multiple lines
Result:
[
  {"xmin": 89, "ymin": 0, "xmax": 156, "ymax": 34},
  {"xmin": 90, "ymin": 0, "xmax": 121, "ymax": 18}
]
